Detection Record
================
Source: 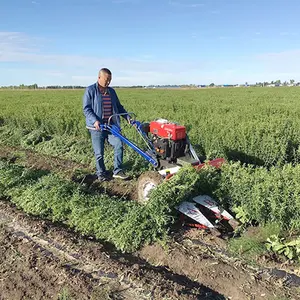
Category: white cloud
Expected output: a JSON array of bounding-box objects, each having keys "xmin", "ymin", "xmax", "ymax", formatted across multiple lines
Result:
[
  {"xmin": 0, "ymin": 31, "xmax": 214, "ymax": 86},
  {"xmin": 45, "ymin": 71, "xmax": 66, "ymax": 77},
  {"xmin": 279, "ymin": 32, "xmax": 298, "ymax": 36},
  {"xmin": 0, "ymin": 50, "xmax": 209, "ymax": 74},
  {"xmin": 256, "ymin": 49, "xmax": 300, "ymax": 73},
  {"xmin": 2, "ymin": 31, "xmax": 300, "ymax": 86},
  {"xmin": 0, "ymin": 31, "xmax": 47, "ymax": 58},
  {"xmin": 73, "ymin": 69, "xmax": 243, "ymax": 86},
  {"xmin": 0, "ymin": 31, "xmax": 211, "ymax": 71},
  {"xmin": 71, "ymin": 75, "xmax": 95, "ymax": 82}
]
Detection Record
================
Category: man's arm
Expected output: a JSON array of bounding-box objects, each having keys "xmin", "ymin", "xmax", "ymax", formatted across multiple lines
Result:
[{"xmin": 83, "ymin": 88, "xmax": 98, "ymax": 125}]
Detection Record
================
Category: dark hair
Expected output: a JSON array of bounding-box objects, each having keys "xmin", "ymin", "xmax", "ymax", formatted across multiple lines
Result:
[{"xmin": 99, "ymin": 68, "xmax": 112, "ymax": 76}]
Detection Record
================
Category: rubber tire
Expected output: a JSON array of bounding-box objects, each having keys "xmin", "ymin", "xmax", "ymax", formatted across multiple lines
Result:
[{"xmin": 136, "ymin": 171, "xmax": 163, "ymax": 205}]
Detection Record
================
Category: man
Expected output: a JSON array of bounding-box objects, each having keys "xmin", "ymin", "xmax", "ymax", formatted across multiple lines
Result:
[{"xmin": 83, "ymin": 68, "xmax": 130, "ymax": 181}]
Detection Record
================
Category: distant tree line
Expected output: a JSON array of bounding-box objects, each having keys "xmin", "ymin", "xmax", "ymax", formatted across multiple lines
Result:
[
  {"xmin": 254, "ymin": 79, "xmax": 297, "ymax": 86},
  {"xmin": 0, "ymin": 84, "xmax": 85, "ymax": 90},
  {"xmin": 1, "ymin": 80, "xmax": 300, "ymax": 90},
  {"xmin": 208, "ymin": 79, "xmax": 300, "ymax": 87},
  {"xmin": 0, "ymin": 84, "xmax": 146, "ymax": 89}
]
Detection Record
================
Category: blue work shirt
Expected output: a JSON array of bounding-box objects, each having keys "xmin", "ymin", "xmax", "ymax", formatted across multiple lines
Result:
[{"xmin": 82, "ymin": 82, "xmax": 128, "ymax": 128}]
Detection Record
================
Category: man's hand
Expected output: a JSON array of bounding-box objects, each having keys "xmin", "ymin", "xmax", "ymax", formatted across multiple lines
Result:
[
  {"xmin": 127, "ymin": 115, "xmax": 132, "ymax": 125},
  {"xmin": 127, "ymin": 115, "xmax": 137, "ymax": 128},
  {"xmin": 94, "ymin": 120, "xmax": 101, "ymax": 130}
]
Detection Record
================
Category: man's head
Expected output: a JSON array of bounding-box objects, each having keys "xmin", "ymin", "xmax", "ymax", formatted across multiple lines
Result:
[{"xmin": 98, "ymin": 68, "xmax": 112, "ymax": 88}]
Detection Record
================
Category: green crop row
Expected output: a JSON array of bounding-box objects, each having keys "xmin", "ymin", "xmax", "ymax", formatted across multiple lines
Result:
[
  {"xmin": 1, "ymin": 158, "xmax": 300, "ymax": 253},
  {"xmin": 0, "ymin": 159, "xmax": 217, "ymax": 252},
  {"xmin": 215, "ymin": 162, "xmax": 300, "ymax": 232},
  {"xmin": 1, "ymin": 87, "xmax": 300, "ymax": 167}
]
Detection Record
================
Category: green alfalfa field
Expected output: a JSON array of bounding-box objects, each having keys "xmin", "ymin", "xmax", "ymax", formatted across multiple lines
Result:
[{"xmin": 1, "ymin": 86, "xmax": 300, "ymax": 262}]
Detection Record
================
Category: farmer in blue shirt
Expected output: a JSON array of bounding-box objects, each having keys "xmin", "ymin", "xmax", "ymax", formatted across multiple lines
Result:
[{"xmin": 83, "ymin": 68, "xmax": 131, "ymax": 181}]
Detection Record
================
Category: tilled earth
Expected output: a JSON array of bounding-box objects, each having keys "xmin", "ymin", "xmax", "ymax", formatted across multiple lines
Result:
[
  {"xmin": 0, "ymin": 201, "xmax": 224, "ymax": 300},
  {"xmin": 1, "ymin": 201, "xmax": 298, "ymax": 300},
  {"xmin": 1, "ymin": 145, "xmax": 300, "ymax": 299}
]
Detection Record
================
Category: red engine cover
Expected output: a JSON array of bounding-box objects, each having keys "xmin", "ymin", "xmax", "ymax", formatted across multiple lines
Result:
[{"xmin": 150, "ymin": 120, "xmax": 186, "ymax": 140}]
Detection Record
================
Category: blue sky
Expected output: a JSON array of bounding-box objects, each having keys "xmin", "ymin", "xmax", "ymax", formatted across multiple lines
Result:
[{"xmin": 1, "ymin": 0, "xmax": 300, "ymax": 86}]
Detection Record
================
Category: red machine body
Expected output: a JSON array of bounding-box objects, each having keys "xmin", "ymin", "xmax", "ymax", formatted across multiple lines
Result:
[{"xmin": 149, "ymin": 120, "xmax": 186, "ymax": 141}]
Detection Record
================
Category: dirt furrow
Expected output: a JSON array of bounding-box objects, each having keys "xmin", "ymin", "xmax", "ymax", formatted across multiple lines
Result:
[{"xmin": 0, "ymin": 201, "xmax": 225, "ymax": 300}]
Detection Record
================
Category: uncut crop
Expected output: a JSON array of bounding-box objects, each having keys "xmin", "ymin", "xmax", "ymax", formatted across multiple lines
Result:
[{"xmin": 1, "ymin": 87, "xmax": 300, "ymax": 168}]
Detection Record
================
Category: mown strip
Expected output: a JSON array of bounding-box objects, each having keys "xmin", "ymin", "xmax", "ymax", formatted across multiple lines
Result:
[{"xmin": 0, "ymin": 125, "xmax": 149, "ymax": 177}]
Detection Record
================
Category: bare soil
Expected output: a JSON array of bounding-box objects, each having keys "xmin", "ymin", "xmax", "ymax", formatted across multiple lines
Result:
[
  {"xmin": 1, "ymin": 200, "xmax": 299, "ymax": 300},
  {"xmin": 0, "ymin": 201, "xmax": 224, "ymax": 300},
  {"xmin": 1, "ymin": 145, "xmax": 300, "ymax": 299}
]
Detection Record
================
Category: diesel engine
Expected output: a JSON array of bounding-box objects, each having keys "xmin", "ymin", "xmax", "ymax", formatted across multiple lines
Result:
[{"xmin": 147, "ymin": 119, "xmax": 188, "ymax": 163}]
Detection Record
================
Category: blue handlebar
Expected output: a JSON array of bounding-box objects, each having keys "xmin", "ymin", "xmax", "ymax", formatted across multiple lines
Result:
[{"xmin": 98, "ymin": 122, "xmax": 159, "ymax": 168}]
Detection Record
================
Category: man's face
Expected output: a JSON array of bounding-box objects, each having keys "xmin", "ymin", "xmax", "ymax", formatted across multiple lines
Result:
[{"xmin": 98, "ymin": 72, "xmax": 112, "ymax": 87}]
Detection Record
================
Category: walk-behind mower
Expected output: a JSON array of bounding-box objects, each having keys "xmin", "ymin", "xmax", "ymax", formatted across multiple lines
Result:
[{"xmin": 88, "ymin": 113, "xmax": 239, "ymax": 234}]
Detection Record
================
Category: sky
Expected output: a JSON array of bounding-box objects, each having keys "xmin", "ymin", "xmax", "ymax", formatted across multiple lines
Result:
[{"xmin": 1, "ymin": 0, "xmax": 300, "ymax": 86}]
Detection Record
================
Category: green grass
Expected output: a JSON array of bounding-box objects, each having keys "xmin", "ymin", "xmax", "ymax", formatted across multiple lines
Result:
[
  {"xmin": 228, "ymin": 223, "xmax": 282, "ymax": 261},
  {"xmin": 57, "ymin": 288, "xmax": 72, "ymax": 300}
]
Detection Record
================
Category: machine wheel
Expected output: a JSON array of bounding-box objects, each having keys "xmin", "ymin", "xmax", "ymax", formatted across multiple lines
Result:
[{"xmin": 137, "ymin": 171, "xmax": 163, "ymax": 204}]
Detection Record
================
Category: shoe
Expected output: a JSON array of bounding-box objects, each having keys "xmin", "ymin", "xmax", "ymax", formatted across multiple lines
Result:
[
  {"xmin": 113, "ymin": 171, "xmax": 129, "ymax": 180},
  {"xmin": 97, "ymin": 173, "xmax": 110, "ymax": 182}
]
